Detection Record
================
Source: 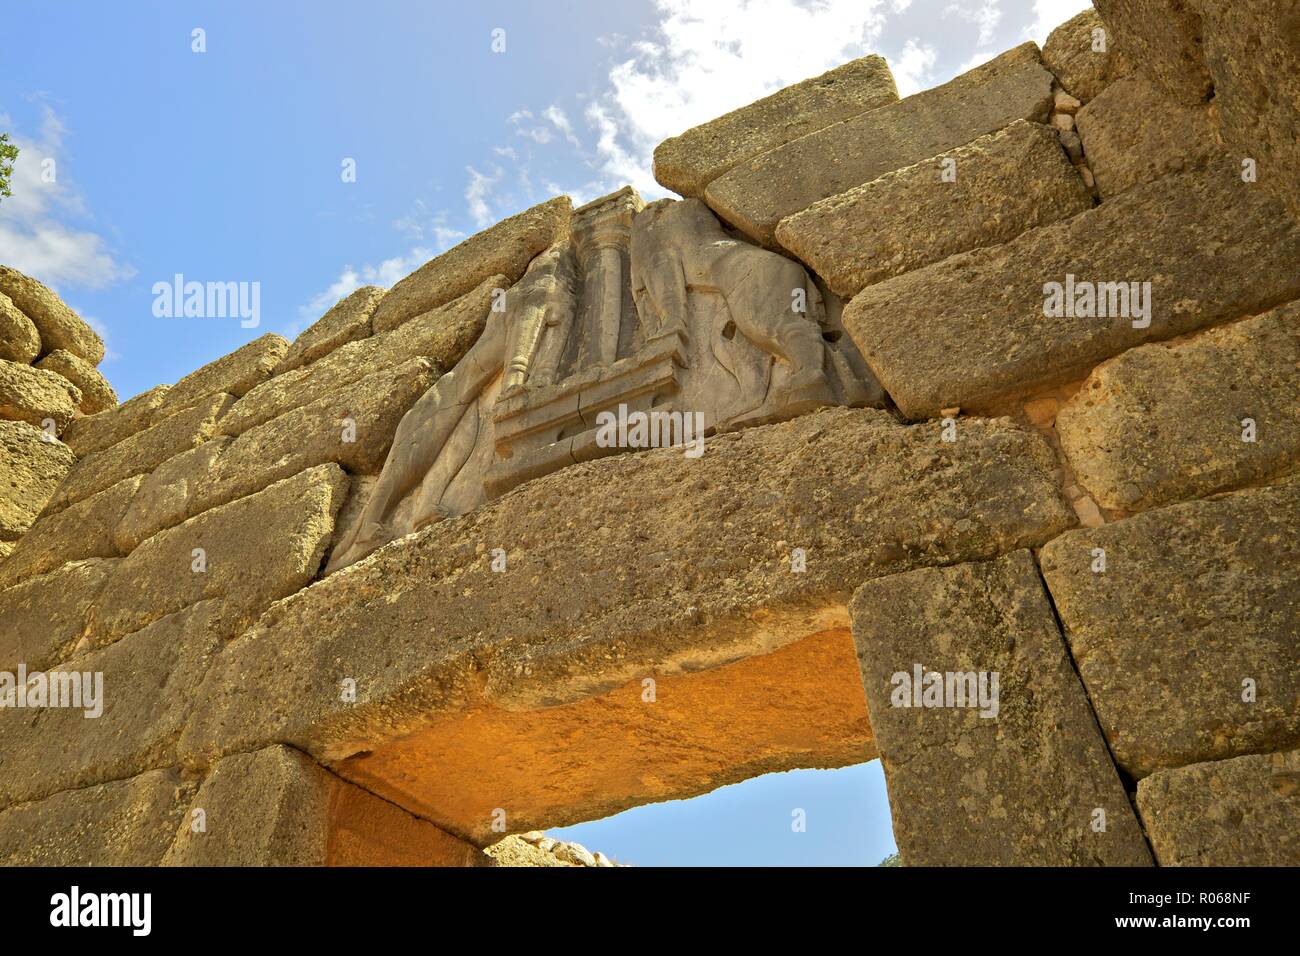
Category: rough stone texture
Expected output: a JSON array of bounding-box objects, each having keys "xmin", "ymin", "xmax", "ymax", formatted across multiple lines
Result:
[
  {"xmin": 0, "ymin": 475, "xmax": 141, "ymax": 591},
  {"xmin": 487, "ymin": 832, "xmax": 614, "ymax": 867},
  {"xmin": 1041, "ymin": 7, "xmax": 1133, "ymax": 104},
  {"xmin": 0, "ymin": 558, "xmax": 119, "ymax": 673},
  {"xmin": 370, "ymin": 197, "xmax": 571, "ymax": 334},
  {"xmin": 1092, "ymin": 0, "xmax": 1212, "ymax": 103},
  {"xmin": 86, "ymin": 463, "xmax": 348, "ymax": 645},
  {"xmin": 1199, "ymin": 0, "xmax": 1300, "ymax": 221},
  {"xmin": 1074, "ymin": 74, "xmax": 1223, "ymax": 199},
  {"xmin": 277, "ymin": 285, "xmax": 384, "ymax": 374},
  {"xmin": 844, "ymin": 160, "xmax": 1300, "ymax": 419},
  {"xmin": 153, "ymin": 333, "xmax": 286, "ymax": 420},
  {"xmin": 35, "ymin": 348, "xmax": 118, "ymax": 414},
  {"xmin": 0, "ymin": 601, "xmax": 229, "ymax": 809},
  {"xmin": 704, "ymin": 43, "xmax": 1055, "ymax": 246},
  {"xmin": 1057, "ymin": 302, "xmax": 1300, "ymax": 512},
  {"xmin": 0, "ymin": 291, "xmax": 41, "ymax": 364},
  {"xmin": 60, "ymin": 384, "xmax": 171, "ymax": 458},
  {"xmin": 0, "ymin": 541, "xmax": 11, "ymax": 562},
  {"xmin": 220, "ymin": 277, "xmax": 498, "ymax": 437},
  {"xmin": 0, "ymin": 419, "xmax": 74, "ymax": 541},
  {"xmin": 1137, "ymin": 749, "xmax": 1300, "ymax": 866},
  {"xmin": 163, "ymin": 746, "xmax": 487, "ymax": 866},
  {"xmin": 653, "ymin": 55, "xmax": 899, "ymax": 199},
  {"xmin": 1040, "ymin": 478, "xmax": 1300, "ymax": 778},
  {"xmin": 776, "ymin": 120, "xmax": 1093, "ymax": 297},
  {"xmin": 851, "ymin": 550, "xmax": 1152, "ymax": 866},
  {"xmin": 46, "ymin": 391, "xmax": 233, "ymax": 512},
  {"xmin": 0, "ymin": 768, "xmax": 196, "ymax": 864},
  {"xmin": 0, "ymin": 265, "xmax": 105, "ymax": 365},
  {"xmin": 0, "ymin": 358, "xmax": 81, "ymax": 432},
  {"xmin": 113, "ymin": 437, "xmax": 231, "ymax": 553}
]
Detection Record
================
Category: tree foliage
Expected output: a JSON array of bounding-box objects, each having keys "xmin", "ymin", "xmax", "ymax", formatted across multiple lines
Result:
[{"xmin": 0, "ymin": 133, "xmax": 18, "ymax": 200}]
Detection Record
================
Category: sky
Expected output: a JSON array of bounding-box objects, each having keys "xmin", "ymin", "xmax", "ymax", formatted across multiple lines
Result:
[{"xmin": 1, "ymin": 0, "xmax": 1091, "ymax": 864}]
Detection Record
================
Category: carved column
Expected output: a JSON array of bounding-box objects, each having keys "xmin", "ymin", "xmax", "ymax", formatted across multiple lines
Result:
[{"xmin": 572, "ymin": 187, "xmax": 644, "ymax": 368}]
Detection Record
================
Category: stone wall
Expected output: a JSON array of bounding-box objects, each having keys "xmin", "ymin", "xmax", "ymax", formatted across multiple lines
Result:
[{"xmin": 0, "ymin": 2, "xmax": 1295, "ymax": 866}]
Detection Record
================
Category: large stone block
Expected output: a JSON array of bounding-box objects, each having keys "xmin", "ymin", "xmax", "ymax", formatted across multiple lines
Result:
[
  {"xmin": 1040, "ymin": 478, "xmax": 1300, "ymax": 778},
  {"xmin": 0, "ymin": 265, "xmax": 105, "ymax": 364},
  {"xmin": 1042, "ymin": 7, "xmax": 1133, "ymax": 104},
  {"xmin": 0, "ymin": 419, "xmax": 74, "ymax": 541},
  {"xmin": 844, "ymin": 160, "xmax": 1300, "ymax": 418},
  {"xmin": 0, "ymin": 768, "xmax": 195, "ymax": 864},
  {"xmin": 776, "ymin": 120, "xmax": 1092, "ymax": 298},
  {"xmin": 0, "ymin": 475, "xmax": 141, "ymax": 591},
  {"xmin": 163, "ymin": 745, "xmax": 487, "ymax": 866},
  {"xmin": 1057, "ymin": 302, "xmax": 1300, "ymax": 512},
  {"xmin": 851, "ymin": 550, "xmax": 1151, "ymax": 865},
  {"xmin": 277, "ymin": 285, "xmax": 384, "ymax": 374},
  {"xmin": 0, "ymin": 558, "xmax": 118, "ymax": 673},
  {"xmin": 113, "ymin": 437, "xmax": 231, "ymax": 553},
  {"xmin": 61, "ymin": 384, "xmax": 171, "ymax": 458},
  {"xmin": 653, "ymin": 55, "xmax": 899, "ymax": 199},
  {"xmin": 86, "ymin": 463, "xmax": 348, "ymax": 644},
  {"xmin": 1075, "ymin": 73, "xmax": 1223, "ymax": 198},
  {"xmin": 0, "ymin": 358, "xmax": 81, "ymax": 432},
  {"xmin": 1136, "ymin": 749, "xmax": 1300, "ymax": 866},
  {"xmin": 46, "ymin": 391, "xmax": 232, "ymax": 512},
  {"xmin": 1092, "ymin": 0, "xmax": 1212, "ymax": 103},
  {"xmin": 704, "ymin": 43, "xmax": 1054, "ymax": 246},
  {"xmin": 153, "ymin": 333, "xmax": 286, "ymax": 421},
  {"xmin": 370, "ymin": 197, "xmax": 571, "ymax": 333},
  {"xmin": 0, "ymin": 291, "xmax": 41, "ymax": 364},
  {"xmin": 35, "ymin": 349, "xmax": 118, "ymax": 414}
]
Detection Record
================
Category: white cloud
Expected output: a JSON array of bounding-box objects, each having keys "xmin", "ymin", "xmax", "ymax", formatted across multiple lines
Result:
[
  {"xmin": 543, "ymin": 105, "xmax": 582, "ymax": 147},
  {"xmin": 945, "ymin": 1, "xmax": 1003, "ymax": 47},
  {"xmin": 891, "ymin": 38, "xmax": 939, "ymax": 96},
  {"xmin": 294, "ymin": 246, "xmax": 433, "ymax": 334},
  {"xmin": 465, "ymin": 165, "xmax": 503, "ymax": 229},
  {"xmin": 1024, "ymin": 0, "xmax": 1092, "ymax": 43}
]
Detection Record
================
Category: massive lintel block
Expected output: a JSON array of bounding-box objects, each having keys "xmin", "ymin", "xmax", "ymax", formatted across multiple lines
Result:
[
  {"xmin": 0, "ymin": 419, "xmax": 74, "ymax": 542},
  {"xmin": 1092, "ymin": 0, "xmax": 1212, "ymax": 103},
  {"xmin": 704, "ymin": 43, "xmax": 1054, "ymax": 246},
  {"xmin": 653, "ymin": 55, "xmax": 899, "ymax": 199},
  {"xmin": 0, "ymin": 265, "xmax": 105, "ymax": 365},
  {"xmin": 843, "ymin": 160, "xmax": 1300, "ymax": 419}
]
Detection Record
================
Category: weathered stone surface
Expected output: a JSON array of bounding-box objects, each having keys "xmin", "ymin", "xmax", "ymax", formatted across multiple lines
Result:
[
  {"xmin": 0, "ymin": 475, "xmax": 141, "ymax": 591},
  {"xmin": 0, "ymin": 265, "xmax": 105, "ymax": 364},
  {"xmin": 0, "ymin": 541, "xmax": 11, "ymax": 562},
  {"xmin": 164, "ymin": 745, "xmax": 486, "ymax": 866},
  {"xmin": 1040, "ymin": 478, "xmax": 1300, "ymax": 778},
  {"xmin": 277, "ymin": 285, "xmax": 384, "ymax": 374},
  {"xmin": 113, "ymin": 438, "xmax": 231, "ymax": 553},
  {"xmin": 851, "ymin": 550, "xmax": 1152, "ymax": 865},
  {"xmin": 0, "ymin": 558, "xmax": 118, "ymax": 673},
  {"xmin": 220, "ymin": 277, "xmax": 498, "ymax": 437},
  {"xmin": 1200, "ymin": 0, "xmax": 1300, "ymax": 220},
  {"xmin": 1057, "ymin": 302, "xmax": 1300, "ymax": 511},
  {"xmin": 47, "ymin": 391, "xmax": 232, "ymax": 512},
  {"xmin": 776, "ymin": 120, "xmax": 1092, "ymax": 297},
  {"xmin": 1042, "ymin": 7, "xmax": 1133, "ymax": 104},
  {"xmin": 1093, "ymin": 0, "xmax": 1212, "ymax": 103},
  {"xmin": 0, "ymin": 601, "xmax": 228, "ymax": 808},
  {"xmin": 370, "ymin": 197, "xmax": 571, "ymax": 334},
  {"xmin": 0, "ymin": 768, "xmax": 195, "ymax": 864},
  {"xmin": 844, "ymin": 160, "xmax": 1300, "ymax": 418},
  {"xmin": 0, "ymin": 358, "xmax": 81, "ymax": 432},
  {"xmin": 61, "ymin": 384, "xmax": 171, "ymax": 458},
  {"xmin": 704, "ymin": 43, "xmax": 1054, "ymax": 246},
  {"xmin": 653, "ymin": 55, "xmax": 899, "ymax": 199},
  {"xmin": 153, "ymin": 333, "xmax": 286, "ymax": 420},
  {"xmin": 87, "ymin": 464, "xmax": 348, "ymax": 644},
  {"xmin": 35, "ymin": 348, "xmax": 118, "ymax": 414},
  {"xmin": 1075, "ymin": 74, "xmax": 1222, "ymax": 198},
  {"xmin": 1137, "ymin": 749, "xmax": 1300, "ymax": 865},
  {"xmin": 0, "ymin": 291, "xmax": 41, "ymax": 364},
  {"xmin": 0, "ymin": 419, "xmax": 74, "ymax": 540}
]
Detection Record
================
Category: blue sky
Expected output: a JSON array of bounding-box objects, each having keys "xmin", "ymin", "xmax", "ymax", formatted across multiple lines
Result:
[{"xmin": 1, "ymin": 0, "xmax": 1090, "ymax": 864}]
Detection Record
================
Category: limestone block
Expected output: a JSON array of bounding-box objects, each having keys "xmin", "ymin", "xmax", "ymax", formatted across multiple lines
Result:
[
  {"xmin": 163, "ymin": 745, "xmax": 487, "ymax": 866},
  {"xmin": 1092, "ymin": 0, "xmax": 1212, "ymax": 103},
  {"xmin": 1042, "ymin": 7, "xmax": 1133, "ymax": 104},
  {"xmin": 0, "ymin": 558, "xmax": 118, "ymax": 673},
  {"xmin": 0, "ymin": 768, "xmax": 196, "ymax": 864},
  {"xmin": 370, "ymin": 196, "xmax": 571, "ymax": 333},
  {"xmin": 86, "ymin": 463, "xmax": 348, "ymax": 644},
  {"xmin": 152, "ymin": 333, "xmax": 286, "ymax": 420},
  {"xmin": 61, "ymin": 384, "xmax": 171, "ymax": 458},
  {"xmin": 277, "ymin": 285, "xmax": 384, "ymax": 374},
  {"xmin": 1137, "ymin": 748, "xmax": 1300, "ymax": 866},
  {"xmin": 35, "ymin": 348, "xmax": 118, "ymax": 414},
  {"xmin": 1040, "ymin": 477, "xmax": 1300, "ymax": 778},
  {"xmin": 0, "ymin": 265, "xmax": 105, "ymax": 364},
  {"xmin": 704, "ymin": 43, "xmax": 1054, "ymax": 246},
  {"xmin": 113, "ymin": 437, "xmax": 232, "ymax": 553},
  {"xmin": 1075, "ymin": 73, "xmax": 1223, "ymax": 198},
  {"xmin": 0, "ymin": 419, "xmax": 74, "ymax": 540},
  {"xmin": 851, "ymin": 550, "xmax": 1151, "ymax": 865},
  {"xmin": 843, "ymin": 160, "xmax": 1300, "ymax": 418},
  {"xmin": 0, "ymin": 358, "xmax": 81, "ymax": 432},
  {"xmin": 0, "ymin": 541, "xmax": 11, "ymax": 562},
  {"xmin": 1057, "ymin": 302, "xmax": 1300, "ymax": 511},
  {"xmin": 653, "ymin": 55, "xmax": 899, "ymax": 199},
  {"xmin": 776, "ymin": 120, "xmax": 1093, "ymax": 297},
  {"xmin": 0, "ymin": 291, "xmax": 41, "ymax": 363}
]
